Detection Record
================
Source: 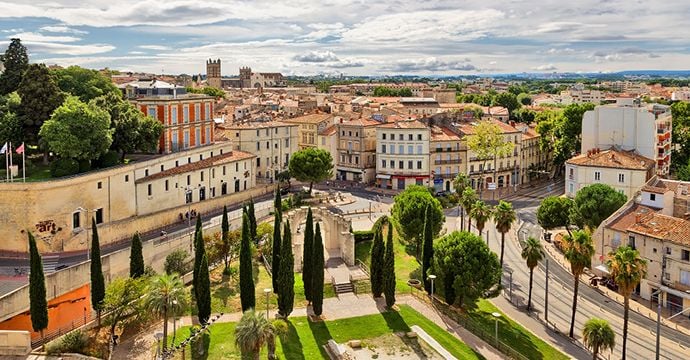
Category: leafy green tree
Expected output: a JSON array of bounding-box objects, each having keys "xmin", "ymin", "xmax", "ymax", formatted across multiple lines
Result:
[
  {"xmin": 89, "ymin": 218, "xmax": 106, "ymax": 325},
  {"xmin": 583, "ymin": 318, "xmax": 616, "ymax": 360},
  {"xmin": 671, "ymin": 101, "xmax": 690, "ymax": 169},
  {"xmin": 537, "ymin": 196, "xmax": 574, "ymax": 236},
  {"xmin": 311, "ymin": 223, "xmax": 325, "ymax": 316},
  {"xmin": 514, "ymin": 107, "xmax": 536, "ymax": 123},
  {"xmin": 248, "ymin": 198, "xmax": 257, "ymax": 242},
  {"xmin": 0, "ymin": 92, "xmax": 23, "ymax": 146},
  {"xmin": 277, "ymin": 221, "xmax": 295, "ymax": 317},
  {"xmin": 607, "ymin": 246, "xmax": 647, "ymax": 360},
  {"xmin": 302, "ymin": 207, "xmax": 314, "ymax": 302},
  {"xmin": 492, "ymin": 92, "xmax": 520, "ymax": 115},
  {"xmin": 517, "ymin": 93, "xmax": 532, "ymax": 106},
  {"xmin": 470, "ymin": 200, "xmax": 492, "ymax": 236},
  {"xmin": 18, "ymin": 63, "xmax": 65, "ymax": 148},
  {"xmin": 421, "ymin": 205, "xmax": 434, "ymax": 294},
  {"xmin": 186, "ymin": 86, "xmax": 225, "ymax": 98},
  {"xmin": 40, "ymin": 96, "xmax": 112, "ymax": 161},
  {"xmin": 144, "ymin": 274, "xmax": 187, "ymax": 350},
  {"xmin": 129, "ymin": 232, "xmax": 145, "ymax": 278},
  {"xmin": 0, "ymin": 39, "xmax": 28, "ymax": 95},
  {"xmin": 383, "ymin": 223, "xmax": 396, "ymax": 308},
  {"xmin": 234, "ymin": 309, "xmax": 274, "ymax": 360},
  {"xmin": 493, "ymin": 200, "xmax": 516, "ymax": 268},
  {"xmin": 221, "ymin": 205, "xmax": 230, "ymax": 272},
  {"xmin": 572, "ymin": 184, "xmax": 626, "ymax": 230},
  {"xmin": 102, "ymin": 277, "xmax": 147, "ymax": 341},
  {"xmin": 196, "ymin": 254, "xmax": 212, "ymax": 324},
  {"xmin": 536, "ymin": 103, "xmax": 595, "ymax": 168},
  {"xmin": 678, "ymin": 161, "xmax": 690, "ymax": 181},
  {"xmin": 28, "ymin": 232, "xmax": 48, "ymax": 338},
  {"xmin": 51, "ymin": 66, "xmax": 120, "ymax": 102},
  {"xmin": 431, "ymin": 231, "xmax": 501, "ymax": 307},
  {"xmin": 466, "ymin": 121, "xmax": 514, "ymax": 194},
  {"xmin": 240, "ymin": 213, "xmax": 256, "ymax": 311},
  {"xmin": 460, "ymin": 187, "xmax": 478, "ymax": 231},
  {"xmin": 521, "ymin": 236, "xmax": 544, "ymax": 311},
  {"xmin": 164, "ymin": 249, "xmax": 189, "ymax": 275},
  {"xmin": 288, "ymin": 148, "xmax": 333, "ymax": 193},
  {"xmin": 562, "ymin": 230, "xmax": 595, "ymax": 338},
  {"xmin": 391, "ymin": 185, "xmax": 444, "ymax": 258},
  {"xmin": 452, "ymin": 173, "xmax": 470, "ymax": 195},
  {"xmin": 370, "ymin": 225, "xmax": 385, "ymax": 297}
]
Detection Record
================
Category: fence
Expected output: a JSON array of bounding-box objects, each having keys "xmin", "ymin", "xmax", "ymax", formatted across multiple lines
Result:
[{"xmin": 30, "ymin": 312, "xmax": 94, "ymax": 349}]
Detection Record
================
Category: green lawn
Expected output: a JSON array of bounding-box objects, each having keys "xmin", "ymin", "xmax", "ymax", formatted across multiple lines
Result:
[{"xmin": 169, "ymin": 305, "xmax": 482, "ymax": 360}]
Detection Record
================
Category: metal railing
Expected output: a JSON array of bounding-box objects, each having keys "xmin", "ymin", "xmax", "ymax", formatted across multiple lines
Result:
[
  {"xmin": 31, "ymin": 312, "xmax": 93, "ymax": 349},
  {"xmin": 356, "ymin": 259, "xmax": 370, "ymax": 276}
]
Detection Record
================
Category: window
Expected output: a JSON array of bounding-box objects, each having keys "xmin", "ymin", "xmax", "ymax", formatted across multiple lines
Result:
[
  {"xmin": 390, "ymin": 133, "xmax": 394, "ymax": 140},
  {"xmin": 682, "ymin": 250, "xmax": 690, "ymax": 261},
  {"xmin": 417, "ymin": 161, "xmax": 422, "ymax": 169},
  {"xmin": 145, "ymin": 169, "xmax": 149, "ymax": 176},
  {"xmin": 183, "ymin": 105, "xmax": 189, "ymax": 123},
  {"xmin": 408, "ymin": 145, "xmax": 413, "ymax": 154},
  {"xmin": 408, "ymin": 134, "xmax": 413, "ymax": 141},
  {"xmin": 390, "ymin": 161, "xmax": 394, "ymax": 169},
  {"xmin": 195, "ymin": 128, "xmax": 201, "ymax": 146},
  {"xmin": 398, "ymin": 145, "xmax": 404, "ymax": 154},
  {"xmin": 147, "ymin": 106, "xmax": 156, "ymax": 118},
  {"xmin": 187, "ymin": 157, "xmax": 191, "ymax": 164},
  {"xmin": 165, "ymin": 180, "xmax": 169, "ymax": 191},
  {"xmin": 594, "ymin": 171, "xmax": 601, "ymax": 181},
  {"xmin": 160, "ymin": 165, "xmax": 165, "ymax": 172},
  {"xmin": 389, "ymin": 144, "xmax": 394, "ymax": 154},
  {"xmin": 187, "ymin": 175, "xmax": 191, "ymax": 186},
  {"xmin": 171, "ymin": 106, "xmax": 178, "ymax": 125},
  {"xmin": 183, "ymin": 130, "xmax": 190, "ymax": 149},
  {"xmin": 95, "ymin": 208, "xmax": 103, "ymax": 225},
  {"xmin": 382, "ymin": 160, "xmax": 387, "ymax": 168},
  {"xmin": 417, "ymin": 134, "xmax": 422, "ymax": 141},
  {"xmin": 382, "ymin": 133, "xmax": 386, "ymax": 140},
  {"xmin": 628, "ymin": 235, "xmax": 636, "ymax": 249},
  {"xmin": 257, "ymin": 158, "xmax": 261, "ymax": 167},
  {"xmin": 398, "ymin": 134, "xmax": 403, "ymax": 140},
  {"xmin": 681, "ymin": 270, "xmax": 690, "ymax": 286},
  {"xmin": 195, "ymin": 104, "xmax": 200, "ymax": 121},
  {"xmin": 417, "ymin": 145, "xmax": 422, "ymax": 154},
  {"xmin": 171, "ymin": 132, "xmax": 179, "ymax": 151},
  {"xmin": 398, "ymin": 161, "xmax": 404, "ymax": 169},
  {"xmin": 97, "ymin": 181, "xmax": 102, "ymax": 189},
  {"xmin": 618, "ymin": 173, "xmax": 625, "ymax": 183},
  {"xmin": 72, "ymin": 212, "xmax": 80, "ymax": 229},
  {"xmin": 206, "ymin": 127, "xmax": 211, "ymax": 145},
  {"xmin": 381, "ymin": 144, "xmax": 386, "ymax": 153},
  {"xmin": 408, "ymin": 160, "xmax": 413, "ymax": 169},
  {"xmin": 205, "ymin": 103, "xmax": 210, "ymax": 119},
  {"xmin": 201, "ymin": 171, "xmax": 204, "ymax": 181},
  {"xmin": 650, "ymin": 193, "xmax": 656, "ymax": 201},
  {"xmin": 666, "ymin": 247, "xmax": 672, "ymax": 255},
  {"xmin": 125, "ymin": 175, "xmax": 129, "ymax": 182},
  {"xmin": 285, "ymin": 138, "xmax": 289, "ymax": 147},
  {"xmin": 569, "ymin": 183, "xmax": 574, "ymax": 194},
  {"xmin": 147, "ymin": 184, "xmax": 152, "ymax": 196}
]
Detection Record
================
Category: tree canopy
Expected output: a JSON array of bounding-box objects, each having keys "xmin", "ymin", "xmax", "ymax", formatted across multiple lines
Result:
[
  {"xmin": 288, "ymin": 148, "xmax": 333, "ymax": 193},
  {"xmin": 18, "ymin": 63, "xmax": 65, "ymax": 146},
  {"xmin": 466, "ymin": 121, "xmax": 514, "ymax": 176},
  {"xmin": 535, "ymin": 103, "xmax": 595, "ymax": 167},
  {"xmin": 0, "ymin": 39, "xmax": 29, "ymax": 95},
  {"xmin": 51, "ymin": 66, "xmax": 120, "ymax": 102},
  {"xmin": 391, "ymin": 185, "xmax": 445, "ymax": 257},
  {"xmin": 0, "ymin": 92, "xmax": 23, "ymax": 146},
  {"xmin": 572, "ymin": 184, "xmax": 626, "ymax": 230},
  {"xmin": 537, "ymin": 196, "xmax": 575, "ymax": 232},
  {"xmin": 39, "ymin": 96, "xmax": 113, "ymax": 161},
  {"xmin": 492, "ymin": 92, "xmax": 521, "ymax": 115}
]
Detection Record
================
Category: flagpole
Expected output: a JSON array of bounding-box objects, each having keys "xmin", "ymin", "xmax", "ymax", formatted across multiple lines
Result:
[
  {"xmin": 21, "ymin": 143, "xmax": 25, "ymax": 182},
  {"xmin": 3, "ymin": 143, "xmax": 7, "ymax": 182},
  {"xmin": 8, "ymin": 142, "xmax": 12, "ymax": 182}
]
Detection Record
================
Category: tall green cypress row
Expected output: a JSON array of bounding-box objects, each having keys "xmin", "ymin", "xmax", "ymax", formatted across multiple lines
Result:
[
  {"xmin": 421, "ymin": 205, "xmax": 434, "ymax": 294},
  {"xmin": 383, "ymin": 222, "xmax": 396, "ymax": 308},
  {"xmin": 28, "ymin": 232, "xmax": 48, "ymax": 337},
  {"xmin": 129, "ymin": 232, "xmax": 145, "ymax": 278},
  {"xmin": 239, "ymin": 212, "xmax": 255, "ymax": 311},
  {"xmin": 248, "ymin": 198, "xmax": 257, "ymax": 243},
  {"xmin": 272, "ymin": 189, "xmax": 282, "ymax": 292},
  {"xmin": 277, "ymin": 220, "xmax": 295, "ymax": 317},
  {"xmin": 302, "ymin": 207, "xmax": 314, "ymax": 302},
  {"xmin": 90, "ymin": 218, "xmax": 105, "ymax": 323},
  {"xmin": 192, "ymin": 216, "xmax": 205, "ymax": 300},
  {"xmin": 370, "ymin": 225, "xmax": 384, "ymax": 298},
  {"xmin": 196, "ymin": 254, "xmax": 211, "ymax": 324},
  {"xmin": 311, "ymin": 223, "xmax": 325, "ymax": 316},
  {"xmin": 221, "ymin": 205, "xmax": 230, "ymax": 271}
]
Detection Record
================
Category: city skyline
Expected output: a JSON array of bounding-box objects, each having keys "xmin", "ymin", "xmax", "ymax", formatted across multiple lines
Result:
[{"xmin": 1, "ymin": 0, "xmax": 689, "ymax": 76}]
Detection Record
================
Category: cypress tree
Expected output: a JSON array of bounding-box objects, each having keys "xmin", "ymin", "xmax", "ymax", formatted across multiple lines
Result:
[
  {"xmin": 221, "ymin": 205, "xmax": 230, "ymax": 271},
  {"xmin": 383, "ymin": 222, "xmax": 396, "ymax": 308},
  {"xmin": 129, "ymin": 232, "xmax": 145, "ymax": 278},
  {"xmin": 196, "ymin": 254, "xmax": 212, "ymax": 324},
  {"xmin": 248, "ymin": 198, "xmax": 257, "ymax": 243},
  {"xmin": 192, "ymin": 216, "xmax": 205, "ymax": 301},
  {"xmin": 370, "ymin": 225, "xmax": 385, "ymax": 298},
  {"xmin": 311, "ymin": 223, "xmax": 325, "ymax": 317},
  {"xmin": 302, "ymin": 207, "xmax": 314, "ymax": 302},
  {"xmin": 28, "ymin": 232, "xmax": 48, "ymax": 338},
  {"xmin": 90, "ymin": 217, "xmax": 105, "ymax": 324},
  {"xmin": 239, "ymin": 213, "xmax": 255, "ymax": 311},
  {"xmin": 277, "ymin": 221, "xmax": 295, "ymax": 317},
  {"xmin": 0, "ymin": 38, "xmax": 28, "ymax": 95},
  {"xmin": 272, "ymin": 190, "xmax": 282, "ymax": 292},
  {"xmin": 421, "ymin": 206, "xmax": 434, "ymax": 294}
]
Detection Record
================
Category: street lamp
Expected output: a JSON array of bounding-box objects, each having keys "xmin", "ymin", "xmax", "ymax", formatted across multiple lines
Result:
[
  {"xmin": 491, "ymin": 312, "xmax": 501, "ymax": 346},
  {"xmin": 264, "ymin": 288, "xmax": 272, "ymax": 319},
  {"xmin": 428, "ymin": 274, "xmax": 436, "ymax": 302},
  {"xmin": 154, "ymin": 332, "xmax": 164, "ymax": 359},
  {"xmin": 652, "ymin": 289, "xmax": 662, "ymax": 360}
]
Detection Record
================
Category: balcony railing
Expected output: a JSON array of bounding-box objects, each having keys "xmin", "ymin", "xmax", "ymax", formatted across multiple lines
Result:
[
  {"xmin": 434, "ymin": 159, "xmax": 462, "ymax": 165},
  {"xmin": 433, "ymin": 147, "xmax": 462, "ymax": 153}
]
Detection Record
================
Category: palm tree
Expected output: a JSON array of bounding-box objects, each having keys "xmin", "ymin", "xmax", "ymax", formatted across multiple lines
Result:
[
  {"xmin": 583, "ymin": 318, "xmax": 615, "ymax": 360},
  {"xmin": 521, "ymin": 236, "xmax": 544, "ymax": 311},
  {"xmin": 268, "ymin": 319, "xmax": 289, "ymax": 359},
  {"xmin": 144, "ymin": 274, "xmax": 187, "ymax": 351},
  {"xmin": 453, "ymin": 173, "xmax": 470, "ymax": 195},
  {"xmin": 460, "ymin": 187, "xmax": 478, "ymax": 232},
  {"xmin": 606, "ymin": 246, "xmax": 647, "ymax": 360},
  {"xmin": 562, "ymin": 230, "xmax": 595, "ymax": 338},
  {"xmin": 470, "ymin": 200, "xmax": 492, "ymax": 237},
  {"xmin": 234, "ymin": 309, "xmax": 274, "ymax": 360},
  {"xmin": 493, "ymin": 200, "xmax": 516, "ymax": 267}
]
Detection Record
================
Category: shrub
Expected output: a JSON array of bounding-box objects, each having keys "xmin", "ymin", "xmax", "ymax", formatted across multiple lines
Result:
[
  {"xmin": 77, "ymin": 159, "xmax": 91, "ymax": 173},
  {"xmin": 164, "ymin": 249, "xmax": 190, "ymax": 275},
  {"xmin": 353, "ymin": 230, "xmax": 375, "ymax": 243},
  {"xmin": 46, "ymin": 329, "xmax": 89, "ymax": 355},
  {"xmin": 50, "ymin": 158, "xmax": 79, "ymax": 177},
  {"xmin": 96, "ymin": 150, "xmax": 120, "ymax": 168}
]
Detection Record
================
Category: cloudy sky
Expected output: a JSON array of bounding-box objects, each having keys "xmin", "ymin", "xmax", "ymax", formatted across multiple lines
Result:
[{"xmin": 0, "ymin": 0, "xmax": 688, "ymax": 76}]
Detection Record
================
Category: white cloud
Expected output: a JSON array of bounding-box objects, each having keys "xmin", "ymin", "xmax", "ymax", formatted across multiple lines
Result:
[
  {"xmin": 293, "ymin": 50, "xmax": 339, "ymax": 62},
  {"xmin": 383, "ymin": 57, "xmax": 476, "ymax": 73},
  {"xmin": 8, "ymin": 32, "xmax": 81, "ymax": 43},
  {"xmin": 139, "ymin": 45, "xmax": 172, "ymax": 51},
  {"xmin": 532, "ymin": 64, "xmax": 557, "ymax": 71},
  {"xmin": 40, "ymin": 25, "xmax": 88, "ymax": 35},
  {"xmin": 24, "ymin": 42, "xmax": 115, "ymax": 55}
]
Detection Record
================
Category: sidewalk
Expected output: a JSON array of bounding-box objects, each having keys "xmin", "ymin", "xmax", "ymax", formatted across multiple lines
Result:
[{"xmin": 112, "ymin": 294, "xmax": 502, "ymax": 360}]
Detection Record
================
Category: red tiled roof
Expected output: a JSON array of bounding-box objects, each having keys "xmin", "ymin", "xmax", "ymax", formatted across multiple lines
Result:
[
  {"xmin": 378, "ymin": 120, "xmax": 428, "ymax": 129},
  {"xmin": 566, "ymin": 148, "xmax": 655, "ymax": 171},
  {"xmin": 136, "ymin": 151, "xmax": 255, "ymax": 183}
]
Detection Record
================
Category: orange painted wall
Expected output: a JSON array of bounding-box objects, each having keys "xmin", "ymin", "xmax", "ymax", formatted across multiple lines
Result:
[{"xmin": 0, "ymin": 284, "xmax": 91, "ymax": 339}]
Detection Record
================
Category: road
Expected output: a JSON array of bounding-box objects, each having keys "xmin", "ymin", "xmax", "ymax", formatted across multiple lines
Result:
[{"xmin": 480, "ymin": 181, "xmax": 690, "ymax": 359}]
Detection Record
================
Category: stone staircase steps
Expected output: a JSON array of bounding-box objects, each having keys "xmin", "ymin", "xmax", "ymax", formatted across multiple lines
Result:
[{"xmin": 334, "ymin": 282, "xmax": 354, "ymax": 294}]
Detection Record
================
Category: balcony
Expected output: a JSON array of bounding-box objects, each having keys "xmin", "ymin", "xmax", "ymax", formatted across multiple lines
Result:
[
  {"xmin": 433, "ymin": 147, "xmax": 462, "ymax": 153},
  {"xmin": 434, "ymin": 159, "xmax": 462, "ymax": 165},
  {"xmin": 673, "ymin": 281, "xmax": 690, "ymax": 292},
  {"xmin": 435, "ymin": 172, "xmax": 459, "ymax": 179}
]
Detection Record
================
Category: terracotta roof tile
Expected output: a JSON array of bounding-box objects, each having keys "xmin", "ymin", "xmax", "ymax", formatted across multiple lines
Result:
[
  {"xmin": 566, "ymin": 148, "xmax": 655, "ymax": 171},
  {"xmin": 283, "ymin": 113, "xmax": 332, "ymax": 124},
  {"xmin": 136, "ymin": 151, "xmax": 255, "ymax": 183}
]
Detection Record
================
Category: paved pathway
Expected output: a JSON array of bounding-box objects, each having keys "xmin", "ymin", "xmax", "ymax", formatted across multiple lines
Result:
[{"xmin": 112, "ymin": 294, "xmax": 502, "ymax": 360}]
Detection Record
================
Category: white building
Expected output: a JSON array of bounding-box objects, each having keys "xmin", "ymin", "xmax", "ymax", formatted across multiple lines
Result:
[
  {"xmin": 581, "ymin": 102, "xmax": 672, "ymax": 176},
  {"xmin": 565, "ymin": 148, "xmax": 656, "ymax": 199},
  {"xmin": 375, "ymin": 120, "xmax": 430, "ymax": 190}
]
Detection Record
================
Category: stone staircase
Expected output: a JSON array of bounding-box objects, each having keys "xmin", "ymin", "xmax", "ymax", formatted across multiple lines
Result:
[{"xmin": 333, "ymin": 281, "xmax": 354, "ymax": 294}]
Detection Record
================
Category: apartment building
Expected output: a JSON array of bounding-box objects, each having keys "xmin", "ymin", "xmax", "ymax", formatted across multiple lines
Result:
[
  {"xmin": 594, "ymin": 177, "xmax": 690, "ymax": 315},
  {"xmin": 565, "ymin": 148, "xmax": 656, "ymax": 199},
  {"xmin": 581, "ymin": 102, "xmax": 672, "ymax": 175},
  {"xmin": 375, "ymin": 120, "xmax": 430, "ymax": 190},
  {"xmin": 514, "ymin": 122, "xmax": 550, "ymax": 184},
  {"xmin": 284, "ymin": 113, "xmax": 333, "ymax": 149},
  {"xmin": 336, "ymin": 117, "xmax": 381, "ymax": 183},
  {"xmin": 219, "ymin": 121, "xmax": 298, "ymax": 180},
  {"xmin": 317, "ymin": 124, "xmax": 338, "ymax": 181},
  {"xmin": 429, "ymin": 125, "xmax": 466, "ymax": 193}
]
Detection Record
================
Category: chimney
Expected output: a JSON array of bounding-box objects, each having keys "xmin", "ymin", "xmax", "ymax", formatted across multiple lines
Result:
[{"xmin": 635, "ymin": 213, "xmax": 641, "ymax": 223}]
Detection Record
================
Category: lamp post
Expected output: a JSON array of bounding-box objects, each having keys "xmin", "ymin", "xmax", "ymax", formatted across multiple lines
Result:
[
  {"xmin": 264, "ymin": 288, "xmax": 272, "ymax": 319},
  {"xmin": 651, "ymin": 289, "xmax": 662, "ymax": 360},
  {"xmin": 491, "ymin": 312, "xmax": 501, "ymax": 346},
  {"xmin": 154, "ymin": 332, "xmax": 164, "ymax": 359},
  {"xmin": 428, "ymin": 274, "xmax": 436, "ymax": 302}
]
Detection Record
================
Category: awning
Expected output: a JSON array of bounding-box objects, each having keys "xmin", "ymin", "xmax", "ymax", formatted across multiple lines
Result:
[
  {"xmin": 661, "ymin": 286, "xmax": 690, "ymax": 300},
  {"xmin": 376, "ymin": 174, "xmax": 391, "ymax": 179},
  {"xmin": 594, "ymin": 264, "xmax": 610, "ymax": 275}
]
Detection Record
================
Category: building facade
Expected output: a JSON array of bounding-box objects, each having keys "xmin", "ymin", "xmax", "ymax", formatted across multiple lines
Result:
[
  {"xmin": 375, "ymin": 120, "xmax": 430, "ymax": 190},
  {"xmin": 284, "ymin": 113, "xmax": 333, "ymax": 149},
  {"xmin": 429, "ymin": 125, "xmax": 466, "ymax": 193},
  {"xmin": 336, "ymin": 118, "xmax": 381, "ymax": 183}
]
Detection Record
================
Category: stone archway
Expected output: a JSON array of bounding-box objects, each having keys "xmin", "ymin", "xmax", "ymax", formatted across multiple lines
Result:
[{"xmin": 283, "ymin": 206, "xmax": 355, "ymax": 272}]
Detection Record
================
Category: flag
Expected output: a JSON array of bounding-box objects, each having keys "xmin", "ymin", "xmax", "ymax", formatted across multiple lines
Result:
[
  {"xmin": 15, "ymin": 143, "xmax": 24, "ymax": 154},
  {"xmin": 0, "ymin": 143, "xmax": 6, "ymax": 154}
]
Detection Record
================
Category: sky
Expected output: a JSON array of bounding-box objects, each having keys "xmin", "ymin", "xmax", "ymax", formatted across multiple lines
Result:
[{"xmin": 0, "ymin": 0, "xmax": 689, "ymax": 76}]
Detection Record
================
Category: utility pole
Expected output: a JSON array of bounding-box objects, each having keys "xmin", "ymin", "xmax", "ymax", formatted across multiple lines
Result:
[{"xmin": 545, "ymin": 259, "xmax": 549, "ymax": 324}]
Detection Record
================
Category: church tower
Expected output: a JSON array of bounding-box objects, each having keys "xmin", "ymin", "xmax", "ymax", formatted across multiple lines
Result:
[{"xmin": 206, "ymin": 59, "xmax": 221, "ymax": 88}]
